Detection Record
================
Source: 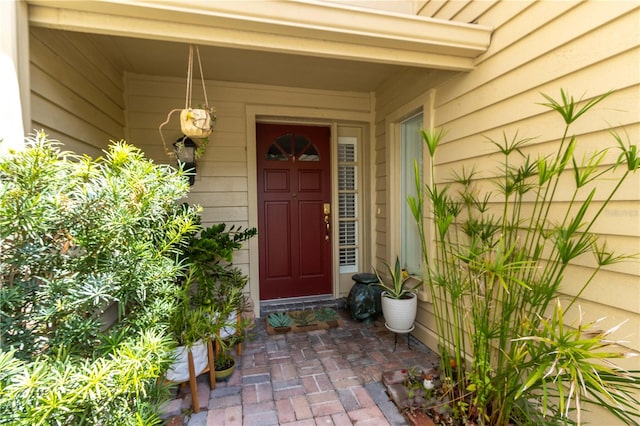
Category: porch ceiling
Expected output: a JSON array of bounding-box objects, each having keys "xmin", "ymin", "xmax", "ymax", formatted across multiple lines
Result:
[{"xmin": 26, "ymin": 0, "xmax": 492, "ymax": 92}]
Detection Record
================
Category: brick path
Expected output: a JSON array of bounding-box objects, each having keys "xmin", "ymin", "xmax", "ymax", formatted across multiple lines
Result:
[{"xmin": 162, "ymin": 309, "xmax": 439, "ymax": 425}]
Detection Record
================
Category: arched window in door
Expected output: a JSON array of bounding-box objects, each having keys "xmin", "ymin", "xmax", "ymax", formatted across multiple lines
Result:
[{"xmin": 265, "ymin": 133, "xmax": 320, "ymax": 162}]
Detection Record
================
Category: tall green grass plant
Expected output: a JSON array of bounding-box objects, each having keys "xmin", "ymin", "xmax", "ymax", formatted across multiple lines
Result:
[{"xmin": 409, "ymin": 90, "xmax": 639, "ymax": 424}]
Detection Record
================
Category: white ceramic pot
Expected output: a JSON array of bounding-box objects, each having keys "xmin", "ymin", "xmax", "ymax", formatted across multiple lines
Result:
[
  {"xmin": 166, "ymin": 339, "xmax": 209, "ymax": 383},
  {"xmin": 381, "ymin": 291, "xmax": 417, "ymax": 332}
]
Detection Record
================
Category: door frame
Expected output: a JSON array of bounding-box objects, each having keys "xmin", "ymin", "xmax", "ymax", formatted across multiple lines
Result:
[{"xmin": 246, "ymin": 105, "xmax": 372, "ymax": 316}]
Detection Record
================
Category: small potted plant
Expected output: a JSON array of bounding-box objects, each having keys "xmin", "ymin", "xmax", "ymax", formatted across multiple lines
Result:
[
  {"xmin": 314, "ymin": 307, "xmax": 340, "ymax": 328},
  {"xmin": 267, "ymin": 312, "xmax": 293, "ymax": 333},
  {"xmin": 289, "ymin": 310, "xmax": 318, "ymax": 331},
  {"xmin": 165, "ymin": 279, "xmax": 214, "ymax": 385},
  {"xmin": 374, "ymin": 256, "xmax": 421, "ymax": 332},
  {"xmin": 213, "ymin": 347, "xmax": 237, "ymax": 382}
]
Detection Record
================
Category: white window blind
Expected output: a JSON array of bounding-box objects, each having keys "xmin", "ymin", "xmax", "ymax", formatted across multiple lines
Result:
[
  {"xmin": 401, "ymin": 113, "xmax": 423, "ymax": 275},
  {"xmin": 338, "ymin": 137, "xmax": 358, "ymax": 273}
]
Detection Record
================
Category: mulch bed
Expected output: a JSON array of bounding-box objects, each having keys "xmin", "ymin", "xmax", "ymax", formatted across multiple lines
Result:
[{"xmin": 383, "ymin": 368, "xmax": 439, "ymax": 426}]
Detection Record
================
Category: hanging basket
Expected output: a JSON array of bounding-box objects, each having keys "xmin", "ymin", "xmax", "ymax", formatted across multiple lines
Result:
[
  {"xmin": 179, "ymin": 108, "xmax": 213, "ymax": 138},
  {"xmin": 159, "ymin": 45, "xmax": 215, "ymax": 159}
]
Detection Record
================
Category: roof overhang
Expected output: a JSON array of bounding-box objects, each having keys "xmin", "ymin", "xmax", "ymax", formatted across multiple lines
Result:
[{"xmin": 27, "ymin": 0, "xmax": 492, "ymax": 71}]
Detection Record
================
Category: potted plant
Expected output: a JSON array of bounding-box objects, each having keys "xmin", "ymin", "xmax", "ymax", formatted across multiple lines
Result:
[
  {"xmin": 314, "ymin": 308, "xmax": 340, "ymax": 328},
  {"xmin": 165, "ymin": 278, "xmax": 214, "ymax": 385},
  {"xmin": 213, "ymin": 343, "xmax": 237, "ymax": 382},
  {"xmin": 186, "ymin": 223, "xmax": 257, "ymax": 346},
  {"xmin": 267, "ymin": 312, "xmax": 293, "ymax": 333},
  {"xmin": 374, "ymin": 256, "xmax": 421, "ymax": 332}
]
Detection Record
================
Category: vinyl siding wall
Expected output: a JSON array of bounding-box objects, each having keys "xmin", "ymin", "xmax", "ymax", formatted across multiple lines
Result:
[
  {"xmin": 124, "ymin": 74, "xmax": 373, "ymax": 300},
  {"xmin": 124, "ymin": 74, "xmax": 372, "ymax": 223},
  {"xmin": 29, "ymin": 27, "xmax": 126, "ymax": 157},
  {"xmin": 375, "ymin": 2, "xmax": 639, "ymax": 422}
]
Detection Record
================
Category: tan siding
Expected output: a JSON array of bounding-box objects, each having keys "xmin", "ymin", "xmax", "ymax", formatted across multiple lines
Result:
[
  {"xmin": 376, "ymin": 3, "xmax": 639, "ymax": 421},
  {"xmin": 373, "ymin": 68, "xmax": 453, "ymax": 265},
  {"xmin": 433, "ymin": 0, "xmax": 472, "ymax": 21},
  {"xmin": 444, "ymin": 0, "xmax": 497, "ymax": 24},
  {"xmin": 29, "ymin": 28, "xmax": 125, "ymax": 156},
  {"xmin": 125, "ymin": 74, "xmax": 373, "ymax": 304},
  {"xmin": 125, "ymin": 73, "xmax": 372, "ymax": 220},
  {"xmin": 418, "ymin": 0, "xmax": 499, "ymax": 22},
  {"xmin": 438, "ymin": 2, "xmax": 638, "ymax": 108},
  {"xmin": 431, "ymin": 0, "xmax": 640, "ymax": 358},
  {"xmin": 418, "ymin": 0, "xmax": 449, "ymax": 18}
]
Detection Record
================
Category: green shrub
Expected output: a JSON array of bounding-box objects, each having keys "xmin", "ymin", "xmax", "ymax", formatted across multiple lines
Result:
[{"xmin": 0, "ymin": 132, "xmax": 200, "ymax": 425}]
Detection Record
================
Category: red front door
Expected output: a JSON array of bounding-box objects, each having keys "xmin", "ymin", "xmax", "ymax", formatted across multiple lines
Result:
[{"xmin": 257, "ymin": 123, "xmax": 332, "ymax": 300}]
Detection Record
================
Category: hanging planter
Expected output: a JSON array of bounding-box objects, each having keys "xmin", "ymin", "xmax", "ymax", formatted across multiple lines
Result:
[{"xmin": 159, "ymin": 44, "xmax": 215, "ymax": 161}]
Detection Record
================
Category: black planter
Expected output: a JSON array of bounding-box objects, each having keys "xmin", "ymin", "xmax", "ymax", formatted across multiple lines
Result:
[{"xmin": 347, "ymin": 273, "xmax": 383, "ymax": 323}]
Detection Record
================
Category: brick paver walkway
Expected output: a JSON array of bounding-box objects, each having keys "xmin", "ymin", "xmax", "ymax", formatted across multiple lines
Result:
[{"xmin": 162, "ymin": 308, "xmax": 439, "ymax": 425}]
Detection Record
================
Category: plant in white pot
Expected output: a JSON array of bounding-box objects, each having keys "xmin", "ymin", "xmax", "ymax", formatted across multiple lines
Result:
[
  {"xmin": 374, "ymin": 256, "xmax": 421, "ymax": 332},
  {"xmin": 165, "ymin": 281, "xmax": 214, "ymax": 386},
  {"xmin": 164, "ymin": 272, "xmax": 217, "ymax": 413},
  {"xmin": 186, "ymin": 224, "xmax": 256, "ymax": 356}
]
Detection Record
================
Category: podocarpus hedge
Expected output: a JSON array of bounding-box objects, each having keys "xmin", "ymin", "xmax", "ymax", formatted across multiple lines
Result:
[{"xmin": 0, "ymin": 133, "xmax": 201, "ymax": 425}]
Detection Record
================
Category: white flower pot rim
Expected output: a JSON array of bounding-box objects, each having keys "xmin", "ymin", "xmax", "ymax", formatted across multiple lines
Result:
[{"xmin": 381, "ymin": 291, "xmax": 417, "ymax": 299}]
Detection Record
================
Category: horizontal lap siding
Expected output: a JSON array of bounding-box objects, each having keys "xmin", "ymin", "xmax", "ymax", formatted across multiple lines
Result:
[
  {"xmin": 29, "ymin": 28, "xmax": 125, "ymax": 157},
  {"xmin": 374, "ymin": 69, "xmax": 455, "ymax": 266},
  {"xmin": 124, "ymin": 72, "xmax": 372, "ymax": 296},
  {"xmin": 432, "ymin": 0, "xmax": 639, "ymax": 324},
  {"xmin": 376, "ymin": 4, "xmax": 639, "ymax": 422}
]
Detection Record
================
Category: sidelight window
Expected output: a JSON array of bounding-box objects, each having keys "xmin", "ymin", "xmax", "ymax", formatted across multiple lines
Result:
[
  {"xmin": 400, "ymin": 113, "xmax": 423, "ymax": 275},
  {"xmin": 338, "ymin": 137, "xmax": 358, "ymax": 273}
]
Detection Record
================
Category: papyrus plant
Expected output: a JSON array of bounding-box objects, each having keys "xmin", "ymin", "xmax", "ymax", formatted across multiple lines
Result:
[{"xmin": 409, "ymin": 90, "xmax": 639, "ymax": 424}]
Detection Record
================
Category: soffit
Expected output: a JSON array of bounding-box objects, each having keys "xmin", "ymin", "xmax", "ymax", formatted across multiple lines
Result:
[
  {"xmin": 75, "ymin": 30, "xmax": 411, "ymax": 92},
  {"xmin": 27, "ymin": 0, "xmax": 492, "ymax": 72}
]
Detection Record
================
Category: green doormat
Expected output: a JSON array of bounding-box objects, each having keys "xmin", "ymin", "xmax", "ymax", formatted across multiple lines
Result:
[{"xmin": 266, "ymin": 308, "xmax": 344, "ymax": 335}]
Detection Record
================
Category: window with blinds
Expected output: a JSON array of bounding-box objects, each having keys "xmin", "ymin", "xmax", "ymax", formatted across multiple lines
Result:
[
  {"xmin": 338, "ymin": 137, "xmax": 358, "ymax": 273},
  {"xmin": 401, "ymin": 113, "xmax": 423, "ymax": 274}
]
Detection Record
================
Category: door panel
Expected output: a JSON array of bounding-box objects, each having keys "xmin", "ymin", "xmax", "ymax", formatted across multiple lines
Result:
[
  {"xmin": 264, "ymin": 202, "xmax": 291, "ymax": 278},
  {"xmin": 264, "ymin": 169, "xmax": 289, "ymax": 192},
  {"xmin": 298, "ymin": 170, "xmax": 322, "ymax": 191},
  {"xmin": 257, "ymin": 123, "xmax": 332, "ymax": 300},
  {"xmin": 299, "ymin": 200, "xmax": 324, "ymax": 276}
]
